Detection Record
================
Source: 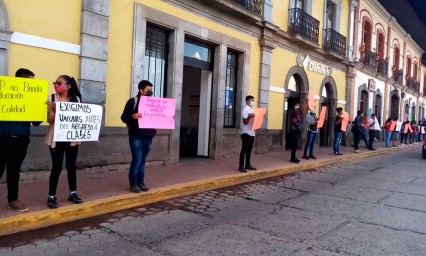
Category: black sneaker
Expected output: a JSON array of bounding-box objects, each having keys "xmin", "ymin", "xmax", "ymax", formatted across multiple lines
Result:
[
  {"xmin": 244, "ymin": 165, "xmax": 257, "ymax": 170},
  {"xmin": 137, "ymin": 184, "xmax": 149, "ymax": 192},
  {"xmin": 302, "ymin": 155, "xmax": 309, "ymax": 160},
  {"xmin": 290, "ymin": 159, "xmax": 300, "ymax": 164},
  {"xmin": 47, "ymin": 196, "xmax": 58, "ymax": 209},
  {"xmin": 309, "ymin": 155, "xmax": 317, "ymax": 159},
  {"xmin": 68, "ymin": 193, "xmax": 83, "ymax": 204},
  {"xmin": 238, "ymin": 167, "xmax": 247, "ymax": 173}
]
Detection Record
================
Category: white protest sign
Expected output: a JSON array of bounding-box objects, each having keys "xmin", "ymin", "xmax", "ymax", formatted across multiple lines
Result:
[
  {"xmin": 395, "ymin": 122, "xmax": 403, "ymax": 132},
  {"xmin": 54, "ymin": 102, "xmax": 103, "ymax": 142},
  {"xmin": 374, "ymin": 118, "xmax": 381, "ymax": 130}
]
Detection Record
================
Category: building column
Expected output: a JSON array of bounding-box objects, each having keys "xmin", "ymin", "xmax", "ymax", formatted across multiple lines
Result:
[
  {"xmin": 348, "ymin": 0, "xmax": 358, "ymax": 61},
  {"xmin": 346, "ymin": 65, "xmax": 356, "ymax": 117},
  {"xmin": 79, "ymin": 0, "xmax": 110, "ymax": 105}
]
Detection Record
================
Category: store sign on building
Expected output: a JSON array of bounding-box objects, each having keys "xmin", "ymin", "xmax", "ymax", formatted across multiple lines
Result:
[
  {"xmin": 297, "ymin": 55, "xmax": 332, "ymax": 76},
  {"xmin": 368, "ymin": 79, "xmax": 376, "ymax": 91}
]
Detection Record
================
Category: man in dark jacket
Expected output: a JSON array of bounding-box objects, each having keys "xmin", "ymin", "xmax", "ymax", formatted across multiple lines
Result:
[
  {"xmin": 0, "ymin": 68, "xmax": 40, "ymax": 212},
  {"xmin": 121, "ymin": 80, "xmax": 157, "ymax": 193}
]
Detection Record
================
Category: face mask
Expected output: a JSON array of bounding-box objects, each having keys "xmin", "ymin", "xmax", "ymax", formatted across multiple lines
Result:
[
  {"xmin": 249, "ymin": 101, "xmax": 255, "ymax": 108},
  {"xmin": 146, "ymin": 91, "xmax": 153, "ymax": 97},
  {"xmin": 294, "ymin": 105, "xmax": 300, "ymax": 110},
  {"xmin": 54, "ymin": 85, "xmax": 68, "ymax": 94}
]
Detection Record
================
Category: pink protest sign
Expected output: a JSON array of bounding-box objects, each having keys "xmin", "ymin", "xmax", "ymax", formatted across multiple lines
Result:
[
  {"xmin": 252, "ymin": 108, "xmax": 267, "ymax": 130},
  {"xmin": 317, "ymin": 106, "xmax": 327, "ymax": 128},
  {"xmin": 138, "ymin": 96, "xmax": 176, "ymax": 129},
  {"xmin": 307, "ymin": 91, "xmax": 315, "ymax": 110},
  {"xmin": 341, "ymin": 111, "xmax": 350, "ymax": 132}
]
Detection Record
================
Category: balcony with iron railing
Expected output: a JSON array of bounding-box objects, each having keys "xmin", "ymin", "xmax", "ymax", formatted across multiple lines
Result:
[
  {"xmin": 413, "ymin": 80, "xmax": 420, "ymax": 93},
  {"xmin": 360, "ymin": 49, "xmax": 377, "ymax": 70},
  {"xmin": 323, "ymin": 28, "xmax": 346, "ymax": 58},
  {"xmin": 288, "ymin": 8, "xmax": 320, "ymax": 46},
  {"xmin": 406, "ymin": 77, "xmax": 414, "ymax": 89},
  {"xmin": 377, "ymin": 59, "xmax": 388, "ymax": 77},
  {"xmin": 392, "ymin": 68, "xmax": 403, "ymax": 84},
  {"xmin": 208, "ymin": 0, "xmax": 262, "ymax": 22},
  {"xmin": 229, "ymin": 0, "xmax": 262, "ymax": 15}
]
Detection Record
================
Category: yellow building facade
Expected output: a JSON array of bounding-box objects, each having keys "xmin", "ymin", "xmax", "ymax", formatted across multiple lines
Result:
[{"xmin": 1, "ymin": 0, "xmax": 352, "ymax": 171}]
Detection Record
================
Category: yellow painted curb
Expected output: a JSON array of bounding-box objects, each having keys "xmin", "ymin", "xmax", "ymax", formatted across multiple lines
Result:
[{"xmin": 0, "ymin": 144, "xmax": 417, "ymax": 236}]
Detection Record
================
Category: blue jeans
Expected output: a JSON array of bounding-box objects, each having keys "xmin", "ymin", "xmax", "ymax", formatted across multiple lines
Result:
[
  {"xmin": 129, "ymin": 136, "xmax": 152, "ymax": 187},
  {"xmin": 303, "ymin": 131, "xmax": 317, "ymax": 157},
  {"xmin": 385, "ymin": 131, "xmax": 392, "ymax": 147},
  {"xmin": 333, "ymin": 131, "xmax": 342, "ymax": 154}
]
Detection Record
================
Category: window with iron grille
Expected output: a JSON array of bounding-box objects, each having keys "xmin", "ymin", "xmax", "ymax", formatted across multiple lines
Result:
[
  {"xmin": 224, "ymin": 50, "xmax": 239, "ymax": 128},
  {"xmin": 144, "ymin": 24, "xmax": 169, "ymax": 97}
]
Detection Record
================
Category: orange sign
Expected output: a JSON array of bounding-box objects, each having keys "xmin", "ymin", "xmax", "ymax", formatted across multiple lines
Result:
[
  {"xmin": 364, "ymin": 116, "xmax": 369, "ymax": 128},
  {"xmin": 252, "ymin": 108, "xmax": 267, "ymax": 130},
  {"xmin": 341, "ymin": 111, "xmax": 350, "ymax": 132},
  {"xmin": 389, "ymin": 121, "xmax": 396, "ymax": 131},
  {"xmin": 317, "ymin": 106, "xmax": 327, "ymax": 128},
  {"xmin": 308, "ymin": 91, "xmax": 315, "ymax": 110}
]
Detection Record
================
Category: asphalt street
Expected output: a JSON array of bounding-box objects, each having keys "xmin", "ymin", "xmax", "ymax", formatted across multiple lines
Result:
[{"xmin": 0, "ymin": 146, "xmax": 425, "ymax": 256}]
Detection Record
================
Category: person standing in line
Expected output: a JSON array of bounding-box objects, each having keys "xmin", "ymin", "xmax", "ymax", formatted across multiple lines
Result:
[
  {"xmin": 400, "ymin": 121, "xmax": 406, "ymax": 145},
  {"xmin": 46, "ymin": 75, "xmax": 83, "ymax": 209},
  {"xmin": 237, "ymin": 95, "xmax": 256, "ymax": 173},
  {"xmin": 360, "ymin": 117, "xmax": 369, "ymax": 148},
  {"xmin": 333, "ymin": 107, "xmax": 344, "ymax": 155},
  {"xmin": 384, "ymin": 118, "xmax": 393, "ymax": 148},
  {"xmin": 0, "ymin": 69, "xmax": 40, "ymax": 212},
  {"xmin": 392, "ymin": 118, "xmax": 399, "ymax": 147},
  {"xmin": 121, "ymin": 80, "xmax": 157, "ymax": 193},
  {"xmin": 412, "ymin": 121, "xmax": 418, "ymax": 144},
  {"xmin": 289, "ymin": 100, "xmax": 308, "ymax": 164},
  {"xmin": 352, "ymin": 110, "xmax": 363, "ymax": 153},
  {"xmin": 367, "ymin": 113, "xmax": 377, "ymax": 151},
  {"xmin": 404, "ymin": 121, "xmax": 411, "ymax": 144},
  {"xmin": 302, "ymin": 109, "xmax": 318, "ymax": 160}
]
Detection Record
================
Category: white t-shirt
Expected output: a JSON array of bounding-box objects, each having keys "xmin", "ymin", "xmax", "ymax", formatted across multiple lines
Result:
[
  {"xmin": 240, "ymin": 105, "xmax": 255, "ymax": 136},
  {"xmin": 368, "ymin": 117, "xmax": 376, "ymax": 130}
]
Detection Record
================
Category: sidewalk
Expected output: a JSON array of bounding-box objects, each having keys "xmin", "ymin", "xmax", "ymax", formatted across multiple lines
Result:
[{"xmin": 0, "ymin": 142, "xmax": 418, "ymax": 236}]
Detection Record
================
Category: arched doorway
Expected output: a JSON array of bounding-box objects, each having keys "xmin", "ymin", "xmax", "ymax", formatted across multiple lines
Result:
[
  {"xmin": 389, "ymin": 92, "xmax": 399, "ymax": 120},
  {"xmin": 411, "ymin": 103, "xmax": 416, "ymax": 121},
  {"xmin": 318, "ymin": 77, "xmax": 337, "ymax": 147},
  {"xmin": 360, "ymin": 90, "xmax": 369, "ymax": 115},
  {"xmin": 283, "ymin": 66, "xmax": 309, "ymax": 149},
  {"xmin": 374, "ymin": 93, "xmax": 382, "ymax": 123}
]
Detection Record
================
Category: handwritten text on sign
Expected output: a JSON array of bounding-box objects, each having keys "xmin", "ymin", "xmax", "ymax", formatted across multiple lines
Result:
[
  {"xmin": 54, "ymin": 102, "xmax": 103, "ymax": 142},
  {"xmin": 0, "ymin": 76, "xmax": 48, "ymax": 121},
  {"xmin": 138, "ymin": 96, "xmax": 176, "ymax": 129}
]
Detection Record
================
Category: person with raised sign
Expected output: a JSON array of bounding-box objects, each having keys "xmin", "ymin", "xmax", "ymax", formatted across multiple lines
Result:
[
  {"xmin": 0, "ymin": 68, "xmax": 40, "ymax": 212},
  {"xmin": 367, "ymin": 113, "xmax": 378, "ymax": 151},
  {"xmin": 45, "ymin": 75, "xmax": 82, "ymax": 209},
  {"xmin": 384, "ymin": 118, "xmax": 393, "ymax": 148},
  {"xmin": 238, "ymin": 95, "xmax": 256, "ymax": 173},
  {"xmin": 333, "ymin": 107, "xmax": 344, "ymax": 155},
  {"xmin": 121, "ymin": 80, "xmax": 157, "ymax": 193},
  {"xmin": 289, "ymin": 100, "xmax": 308, "ymax": 164}
]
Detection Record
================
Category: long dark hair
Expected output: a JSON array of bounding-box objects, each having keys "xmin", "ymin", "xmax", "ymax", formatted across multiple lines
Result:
[{"xmin": 59, "ymin": 75, "xmax": 82, "ymax": 103}]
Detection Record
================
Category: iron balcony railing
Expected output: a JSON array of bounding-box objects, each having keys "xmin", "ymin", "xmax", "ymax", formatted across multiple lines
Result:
[
  {"xmin": 323, "ymin": 28, "xmax": 346, "ymax": 57},
  {"xmin": 413, "ymin": 80, "xmax": 420, "ymax": 92},
  {"xmin": 288, "ymin": 8, "xmax": 320, "ymax": 44},
  {"xmin": 406, "ymin": 77, "xmax": 414, "ymax": 89},
  {"xmin": 229, "ymin": 0, "xmax": 262, "ymax": 15},
  {"xmin": 360, "ymin": 49, "xmax": 377, "ymax": 70},
  {"xmin": 377, "ymin": 59, "xmax": 388, "ymax": 77},
  {"xmin": 393, "ymin": 69, "xmax": 403, "ymax": 84}
]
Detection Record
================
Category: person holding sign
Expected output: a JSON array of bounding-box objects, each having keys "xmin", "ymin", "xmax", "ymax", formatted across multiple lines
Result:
[
  {"xmin": 333, "ymin": 107, "xmax": 344, "ymax": 155},
  {"xmin": 289, "ymin": 100, "xmax": 308, "ymax": 164},
  {"xmin": 367, "ymin": 113, "xmax": 378, "ymax": 151},
  {"xmin": 302, "ymin": 109, "xmax": 318, "ymax": 160},
  {"xmin": 45, "ymin": 75, "xmax": 83, "ymax": 209},
  {"xmin": 238, "ymin": 95, "xmax": 256, "ymax": 173},
  {"xmin": 384, "ymin": 118, "xmax": 393, "ymax": 148},
  {"xmin": 352, "ymin": 110, "xmax": 364, "ymax": 153},
  {"xmin": 0, "ymin": 69, "xmax": 40, "ymax": 212},
  {"xmin": 121, "ymin": 80, "xmax": 157, "ymax": 193}
]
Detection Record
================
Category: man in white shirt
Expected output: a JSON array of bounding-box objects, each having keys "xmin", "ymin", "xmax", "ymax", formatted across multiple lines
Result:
[
  {"xmin": 239, "ymin": 95, "xmax": 256, "ymax": 173},
  {"xmin": 368, "ymin": 113, "xmax": 377, "ymax": 150}
]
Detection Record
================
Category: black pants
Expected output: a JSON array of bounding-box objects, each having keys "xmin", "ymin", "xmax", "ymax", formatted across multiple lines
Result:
[
  {"xmin": 48, "ymin": 142, "xmax": 79, "ymax": 196},
  {"xmin": 353, "ymin": 130, "xmax": 360, "ymax": 150},
  {"xmin": 0, "ymin": 135, "xmax": 30, "ymax": 203},
  {"xmin": 239, "ymin": 133, "xmax": 254, "ymax": 168},
  {"xmin": 368, "ymin": 130, "xmax": 375, "ymax": 149},
  {"xmin": 289, "ymin": 129, "xmax": 301, "ymax": 161}
]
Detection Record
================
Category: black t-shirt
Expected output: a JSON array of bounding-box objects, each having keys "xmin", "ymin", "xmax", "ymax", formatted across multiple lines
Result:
[{"xmin": 334, "ymin": 116, "xmax": 342, "ymax": 132}]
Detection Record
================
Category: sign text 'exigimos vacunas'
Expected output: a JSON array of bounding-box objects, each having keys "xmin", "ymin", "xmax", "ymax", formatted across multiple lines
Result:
[{"xmin": 0, "ymin": 76, "xmax": 48, "ymax": 121}]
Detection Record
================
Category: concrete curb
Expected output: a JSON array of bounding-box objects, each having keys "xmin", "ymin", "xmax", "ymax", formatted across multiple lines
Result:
[{"xmin": 0, "ymin": 145, "xmax": 416, "ymax": 236}]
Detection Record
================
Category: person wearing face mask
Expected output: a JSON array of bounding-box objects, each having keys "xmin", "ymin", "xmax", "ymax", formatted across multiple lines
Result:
[
  {"xmin": 238, "ymin": 95, "xmax": 256, "ymax": 173},
  {"xmin": 121, "ymin": 80, "xmax": 157, "ymax": 192},
  {"xmin": 333, "ymin": 107, "xmax": 344, "ymax": 155},
  {"xmin": 289, "ymin": 101, "xmax": 308, "ymax": 163},
  {"xmin": 351, "ymin": 110, "xmax": 363, "ymax": 153},
  {"xmin": 46, "ymin": 75, "xmax": 83, "ymax": 209},
  {"xmin": 302, "ymin": 109, "xmax": 318, "ymax": 160}
]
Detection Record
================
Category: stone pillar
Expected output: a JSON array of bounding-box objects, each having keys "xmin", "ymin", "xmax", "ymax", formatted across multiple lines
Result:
[
  {"xmin": 167, "ymin": 29, "xmax": 185, "ymax": 163},
  {"xmin": 79, "ymin": 0, "xmax": 110, "ymax": 105},
  {"xmin": 346, "ymin": 65, "xmax": 356, "ymax": 117}
]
